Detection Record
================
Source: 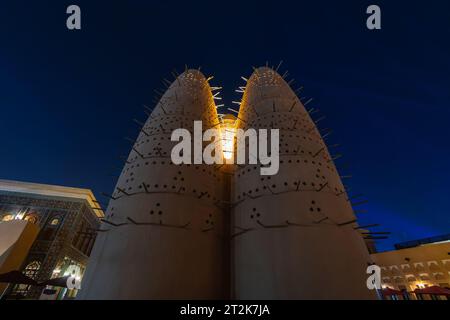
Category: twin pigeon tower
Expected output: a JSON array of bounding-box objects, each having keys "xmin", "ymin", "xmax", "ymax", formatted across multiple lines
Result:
[{"xmin": 78, "ymin": 67, "xmax": 376, "ymax": 299}]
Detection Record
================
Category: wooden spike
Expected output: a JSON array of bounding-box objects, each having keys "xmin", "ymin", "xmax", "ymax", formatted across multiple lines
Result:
[
  {"xmin": 275, "ymin": 60, "xmax": 283, "ymax": 72},
  {"xmin": 354, "ymin": 224, "xmax": 380, "ymax": 230}
]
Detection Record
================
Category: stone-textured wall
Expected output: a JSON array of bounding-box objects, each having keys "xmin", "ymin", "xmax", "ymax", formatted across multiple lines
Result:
[
  {"xmin": 231, "ymin": 67, "xmax": 375, "ymax": 299},
  {"xmin": 78, "ymin": 67, "xmax": 375, "ymax": 300},
  {"xmin": 79, "ymin": 70, "xmax": 227, "ymax": 299}
]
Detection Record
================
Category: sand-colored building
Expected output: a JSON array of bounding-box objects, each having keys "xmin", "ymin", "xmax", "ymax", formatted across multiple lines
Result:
[{"xmin": 372, "ymin": 234, "xmax": 450, "ymax": 297}]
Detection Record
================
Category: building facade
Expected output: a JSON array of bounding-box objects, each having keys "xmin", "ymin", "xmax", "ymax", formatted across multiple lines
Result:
[
  {"xmin": 79, "ymin": 67, "xmax": 376, "ymax": 299},
  {"xmin": 372, "ymin": 234, "xmax": 450, "ymax": 297},
  {"xmin": 0, "ymin": 180, "xmax": 103, "ymax": 299},
  {"xmin": 0, "ymin": 220, "xmax": 40, "ymax": 297}
]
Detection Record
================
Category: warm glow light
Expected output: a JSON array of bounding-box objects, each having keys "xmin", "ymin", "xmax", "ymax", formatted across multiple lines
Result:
[
  {"xmin": 220, "ymin": 115, "xmax": 237, "ymax": 160},
  {"xmin": 417, "ymin": 282, "xmax": 426, "ymax": 289},
  {"xmin": 1, "ymin": 214, "xmax": 14, "ymax": 222},
  {"xmin": 222, "ymin": 128, "xmax": 236, "ymax": 160}
]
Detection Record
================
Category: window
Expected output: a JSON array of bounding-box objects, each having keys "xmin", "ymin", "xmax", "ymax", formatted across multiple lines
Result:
[
  {"xmin": 72, "ymin": 219, "xmax": 97, "ymax": 257},
  {"xmin": 23, "ymin": 261, "xmax": 41, "ymax": 279},
  {"xmin": 11, "ymin": 260, "xmax": 42, "ymax": 296},
  {"xmin": 1, "ymin": 214, "xmax": 14, "ymax": 222},
  {"xmin": 24, "ymin": 215, "xmax": 38, "ymax": 224},
  {"xmin": 39, "ymin": 216, "xmax": 62, "ymax": 241}
]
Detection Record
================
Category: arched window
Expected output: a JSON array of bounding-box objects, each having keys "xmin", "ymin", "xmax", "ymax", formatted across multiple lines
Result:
[
  {"xmin": 11, "ymin": 260, "xmax": 42, "ymax": 296},
  {"xmin": 23, "ymin": 261, "xmax": 41, "ymax": 280},
  {"xmin": 1, "ymin": 214, "xmax": 14, "ymax": 222},
  {"xmin": 24, "ymin": 215, "xmax": 38, "ymax": 224},
  {"xmin": 50, "ymin": 217, "xmax": 60, "ymax": 226}
]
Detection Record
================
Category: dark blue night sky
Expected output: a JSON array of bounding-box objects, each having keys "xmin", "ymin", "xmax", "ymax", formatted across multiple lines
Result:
[{"xmin": 1, "ymin": 1, "xmax": 449, "ymax": 251}]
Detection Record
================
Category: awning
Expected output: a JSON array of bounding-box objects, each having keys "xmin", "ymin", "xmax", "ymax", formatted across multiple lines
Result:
[
  {"xmin": 382, "ymin": 287, "xmax": 403, "ymax": 296},
  {"xmin": 0, "ymin": 271, "xmax": 39, "ymax": 286},
  {"xmin": 39, "ymin": 276, "xmax": 71, "ymax": 288},
  {"xmin": 414, "ymin": 286, "xmax": 450, "ymax": 296},
  {"xmin": 0, "ymin": 271, "xmax": 77, "ymax": 289}
]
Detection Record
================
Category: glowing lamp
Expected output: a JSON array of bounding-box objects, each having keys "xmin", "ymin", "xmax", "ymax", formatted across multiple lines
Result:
[{"xmin": 220, "ymin": 114, "xmax": 237, "ymax": 160}]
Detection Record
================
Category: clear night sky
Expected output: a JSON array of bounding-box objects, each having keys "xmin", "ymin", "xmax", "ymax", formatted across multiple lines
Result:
[{"xmin": 1, "ymin": 1, "xmax": 449, "ymax": 251}]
